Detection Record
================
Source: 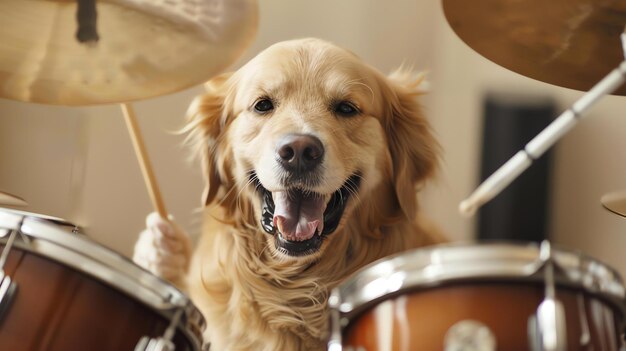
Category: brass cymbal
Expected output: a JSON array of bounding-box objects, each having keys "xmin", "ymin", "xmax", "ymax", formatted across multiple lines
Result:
[
  {"xmin": 443, "ymin": 0, "xmax": 626, "ymax": 95},
  {"xmin": 0, "ymin": 0, "xmax": 258, "ymax": 105},
  {"xmin": 602, "ymin": 190, "xmax": 626, "ymax": 218},
  {"xmin": 0, "ymin": 191, "xmax": 28, "ymax": 207}
]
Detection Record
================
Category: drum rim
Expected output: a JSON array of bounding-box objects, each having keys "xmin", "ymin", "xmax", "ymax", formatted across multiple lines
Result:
[
  {"xmin": 331, "ymin": 241, "xmax": 626, "ymax": 320},
  {"xmin": 0, "ymin": 208, "xmax": 205, "ymax": 349},
  {"xmin": 0, "ymin": 207, "xmax": 78, "ymax": 229}
]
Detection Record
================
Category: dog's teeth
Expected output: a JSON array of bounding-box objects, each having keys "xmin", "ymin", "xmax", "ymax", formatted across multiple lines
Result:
[
  {"xmin": 274, "ymin": 216, "xmax": 286, "ymax": 236},
  {"xmin": 307, "ymin": 220, "xmax": 320, "ymax": 237}
]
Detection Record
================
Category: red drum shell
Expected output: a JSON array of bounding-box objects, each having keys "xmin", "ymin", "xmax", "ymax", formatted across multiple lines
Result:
[
  {"xmin": 330, "ymin": 243, "xmax": 626, "ymax": 351},
  {"xmin": 0, "ymin": 245, "xmax": 195, "ymax": 351},
  {"xmin": 343, "ymin": 282, "xmax": 622, "ymax": 350}
]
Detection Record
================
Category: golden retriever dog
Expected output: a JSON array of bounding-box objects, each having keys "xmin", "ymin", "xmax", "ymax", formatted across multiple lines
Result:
[{"xmin": 134, "ymin": 38, "xmax": 445, "ymax": 350}]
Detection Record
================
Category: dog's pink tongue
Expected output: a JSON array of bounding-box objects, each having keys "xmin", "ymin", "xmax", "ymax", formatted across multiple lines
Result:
[{"xmin": 272, "ymin": 191, "xmax": 325, "ymax": 241}]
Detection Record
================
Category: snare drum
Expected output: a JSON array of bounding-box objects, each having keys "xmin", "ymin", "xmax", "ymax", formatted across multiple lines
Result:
[
  {"xmin": 328, "ymin": 242, "xmax": 625, "ymax": 351},
  {"xmin": 0, "ymin": 208, "xmax": 205, "ymax": 351}
]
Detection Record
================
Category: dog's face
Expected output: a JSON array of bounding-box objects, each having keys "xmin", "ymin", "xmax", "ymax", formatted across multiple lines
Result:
[
  {"xmin": 229, "ymin": 41, "xmax": 388, "ymax": 259},
  {"xmin": 187, "ymin": 39, "xmax": 437, "ymax": 262}
]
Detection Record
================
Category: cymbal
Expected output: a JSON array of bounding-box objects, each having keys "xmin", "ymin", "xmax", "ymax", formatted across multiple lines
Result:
[
  {"xmin": 0, "ymin": 191, "xmax": 28, "ymax": 207},
  {"xmin": 602, "ymin": 190, "xmax": 626, "ymax": 218},
  {"xmin": 443, "ymin": 0, "xmax": 626, "ymax": 95},
  {"xmin": 0, "ymin": 0, "xmax": 258, "ymax": 105}
]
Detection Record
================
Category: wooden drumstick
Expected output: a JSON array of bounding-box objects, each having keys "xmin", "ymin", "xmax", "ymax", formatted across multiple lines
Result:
[{"xmin": 121, "ymin": 103, "xmax": 168, "ymax": 219}]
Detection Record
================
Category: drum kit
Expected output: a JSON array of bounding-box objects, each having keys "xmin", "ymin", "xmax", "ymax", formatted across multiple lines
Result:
[{"xmin": 1, "ymin": 1, "xmax": 626, "ymax": 351}]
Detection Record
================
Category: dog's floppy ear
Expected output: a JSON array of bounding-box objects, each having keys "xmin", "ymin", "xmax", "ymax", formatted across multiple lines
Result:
[
  {"xmin": 183, "ymin": 72, "xmax": 235, "ymax": 207},
  {"xmin": 381, "ymin": 69, "xmax": 439, "ymax": 220}
]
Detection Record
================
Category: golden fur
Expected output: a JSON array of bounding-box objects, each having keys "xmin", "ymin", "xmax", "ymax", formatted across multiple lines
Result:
[{"xmin": 183, "ymin": 38, "xmax": 445, "ymax": 350}]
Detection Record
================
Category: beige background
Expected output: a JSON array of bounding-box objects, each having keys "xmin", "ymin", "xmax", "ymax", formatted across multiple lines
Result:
[{"xmin": 1, "ymin": 1, "xmax": 626, "ymax": 275}]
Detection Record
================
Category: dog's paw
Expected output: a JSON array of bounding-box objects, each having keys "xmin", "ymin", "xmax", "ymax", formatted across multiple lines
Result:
[{"xmin": 133, "ymin": 212, "xmax": 192, "ymax": 285}]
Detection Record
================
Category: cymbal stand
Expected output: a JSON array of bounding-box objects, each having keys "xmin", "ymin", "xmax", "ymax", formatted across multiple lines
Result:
[{"xmin": 460, "ymin": 30, "xmax": 626, "ymax": 217}]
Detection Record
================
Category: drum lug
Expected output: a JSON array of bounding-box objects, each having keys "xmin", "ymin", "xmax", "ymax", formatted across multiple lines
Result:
[
  {"xmin": 0, "ymin": 229, "xmax": 19, "ymax": 326},
  {"xmin": 327, "ymin": 288, "xmax": 371, "ymax": 351},
  {"xmin": 0, "ymin": 271, "xmax": 17, "ymax": 324},
  {"xmin": 134, "ymin": 336, "xmax": 175, "ymax": 351},
  {"xmin": 135, "ymin": 306, "xmax": 185, "ymax": 351},
  {"xmin": 328, "ymin": 289, "xmax": 343, "ymax": 351},
  {"xmin": 528, "ymin": 241, "xmax": 567, "ymax": 351}
]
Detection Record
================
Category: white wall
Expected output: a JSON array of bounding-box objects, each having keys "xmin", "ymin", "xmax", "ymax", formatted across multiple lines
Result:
[{"xmin": 1, "ymin": 0, "xmax": 626, "ymax": 278}]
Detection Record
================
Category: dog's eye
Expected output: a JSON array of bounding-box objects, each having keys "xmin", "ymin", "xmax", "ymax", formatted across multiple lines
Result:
[
  {"xmin": 334, "ymin": 101, "xmax": 359, "ymax": 117},
  {"xmin": 254, "ymin": 99, "xmax": 274, "ymax": 113}
]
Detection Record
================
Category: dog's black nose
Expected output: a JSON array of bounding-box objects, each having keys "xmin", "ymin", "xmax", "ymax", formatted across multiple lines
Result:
[{"xmin": 276, "ymin": 134, "xmax": 324, "ymax": 173}]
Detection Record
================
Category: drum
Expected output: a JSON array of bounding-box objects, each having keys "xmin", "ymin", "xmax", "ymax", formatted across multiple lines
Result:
[
  {"xmin": 0, "ymin": 208, "xmax": 205, "ymax": 351},
  {"xmin": 328, "ymin": 242, "xmax": 626, "ymax": 351}
]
